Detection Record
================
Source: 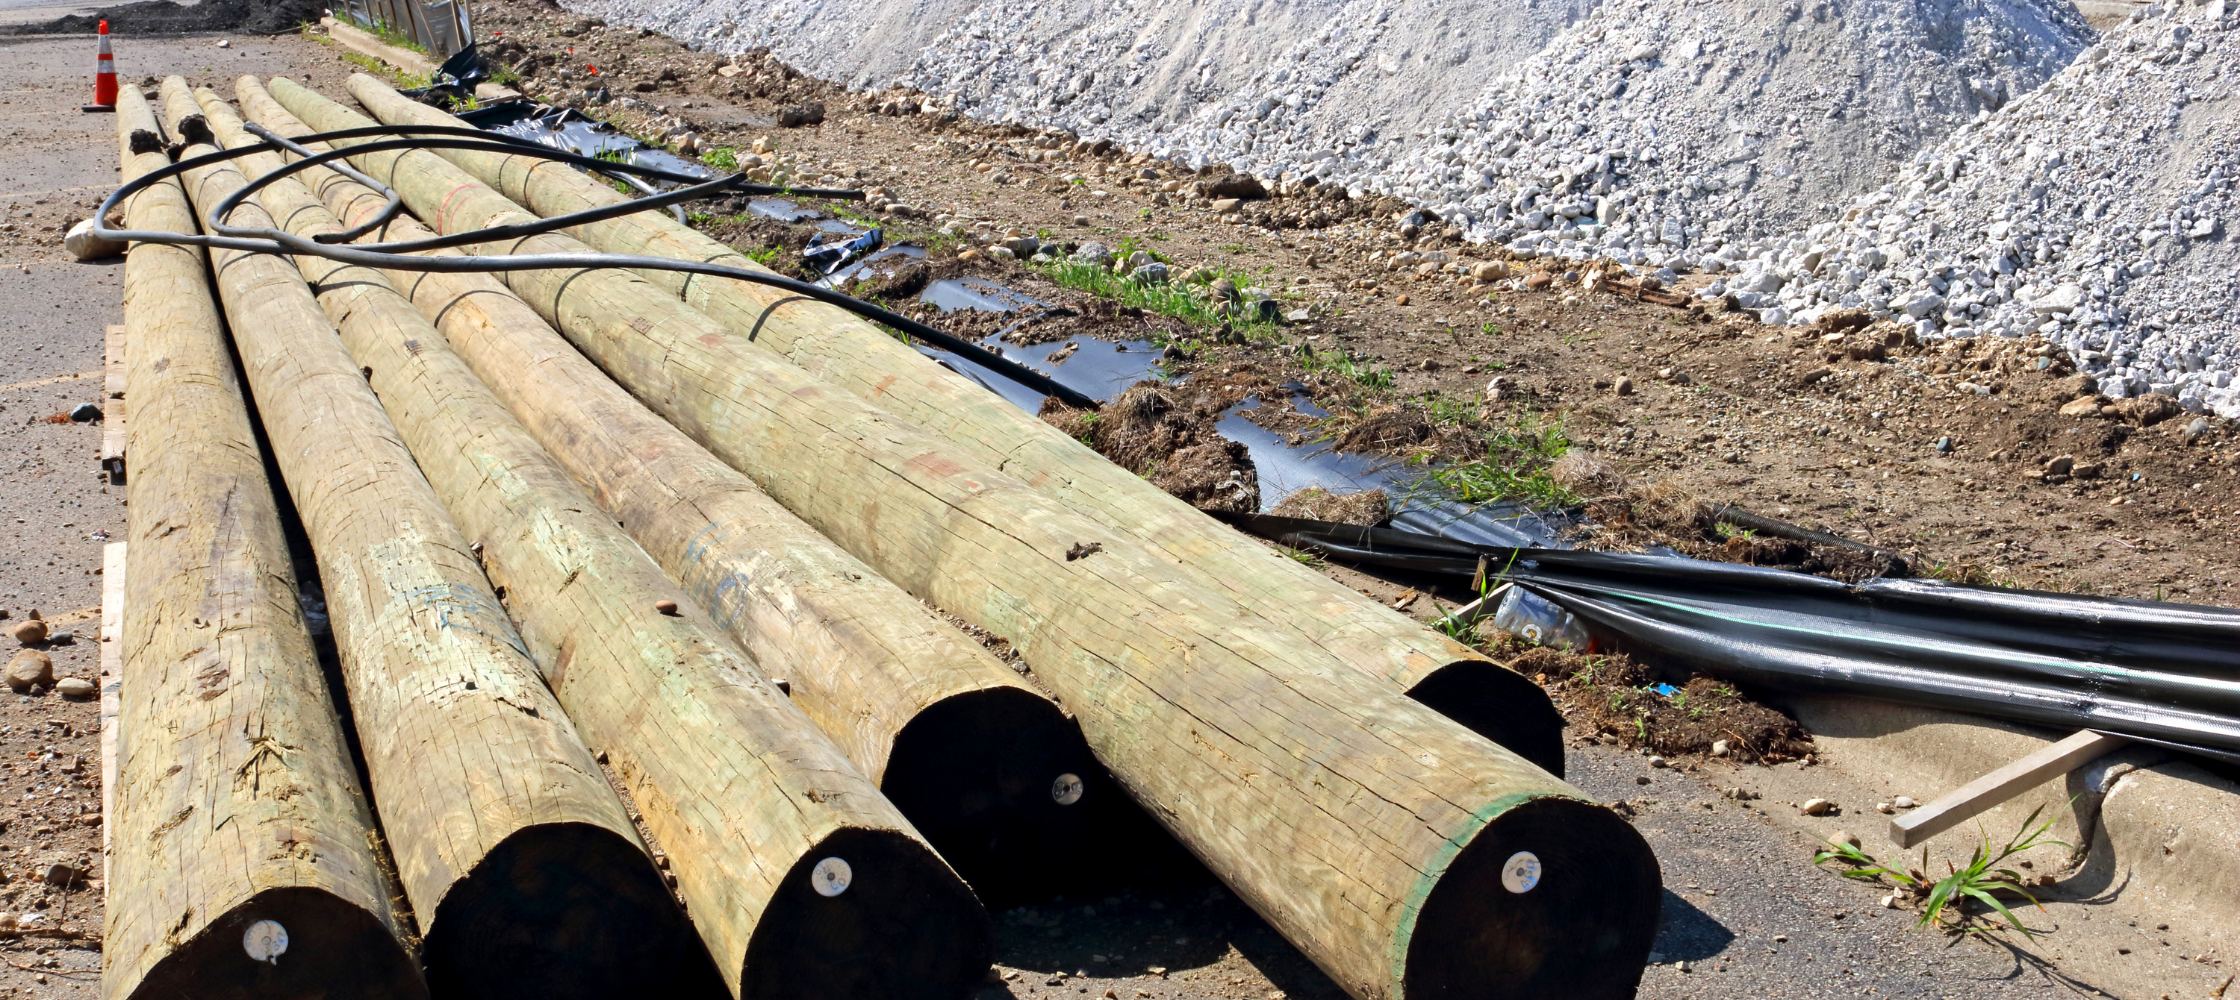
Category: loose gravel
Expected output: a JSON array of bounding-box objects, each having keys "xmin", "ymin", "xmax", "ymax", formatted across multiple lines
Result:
[{"xmin": 1724, "ymin": 0, "xmax": 2240, "ymax": 417}]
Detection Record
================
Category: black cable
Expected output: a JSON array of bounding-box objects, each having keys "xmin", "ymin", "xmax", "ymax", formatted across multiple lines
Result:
[{"xmin": 100, "ymin": 122, "xmax": 1101, "ymax": 411}]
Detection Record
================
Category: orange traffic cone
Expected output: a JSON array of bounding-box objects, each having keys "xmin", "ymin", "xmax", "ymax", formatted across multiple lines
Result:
[{"xmin": 81, "ymin": 20, "xmax": 116, "ymax": 113}]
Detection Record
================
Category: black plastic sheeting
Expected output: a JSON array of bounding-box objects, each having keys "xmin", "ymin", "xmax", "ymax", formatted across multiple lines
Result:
[{"xmin": 1224, "ymin": 513, "xmax": 2240, "ymax": 765}]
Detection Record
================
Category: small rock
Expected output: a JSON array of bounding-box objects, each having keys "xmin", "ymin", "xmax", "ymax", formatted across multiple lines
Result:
[
  {"xmin": 1722, "ymin": 451, "xmax": 1742, "ymax": 464},
  {"xmin": 64, "ymin": 220, "xmax": 125, "ymax": 261},
  {"xmin": 1395, "ymin": 294, "xmax": 1411, "ymax": 306},
  {"xmin": 1826, "ymin": 831, "xmax": 1861, "ymax": 851},
  {"xmin": 1892, "ymin": 796, "xmax": 1916, "ymax": 809},
  {"xmin": 53, "ymin": 677, "xmax": 95, "ymax": 699},
  {"xmin": 1773, "ymin": 933, "xmax": 1790, "ymax": 944},
  {"xmin": 1709, "ymin": 739, "xmax": 1729, "ymax": 757},
  {"xmin": 1210, "ymin": 198, "xmax": 1242, "ymax": 213},
  {"xmin": 69, "ymin": 402, "xmax": 102, "ymax": 422},
  {"xmin": 778, "ymin": 102, "xmax": 826, "ymax": 127},
  {"xmin": 1204, "ymin": 174, "xmax": 1266, "ymax": 200},
  {"xmin": 654, "ymin": 599, "xmax": 681, "ymax": 616},
  {"xmin": 216, "ymin": 38, "xmax": 230, "ymax": 48},
  {"xmin": 1933, "ymin": 436, "xmax": 1954, "ymax": 454},
  {"xmin": 2059, "ymin": 395, "xmax": 2107, "ymax": 418},
  {"xmin": 1879, "ymin": 894, "xmax": 1898, "ymax": 909},
  {"xmin": 10, "ymin": 619, "xmax": 47, "ymax": 644},
  {"xmin": 1072, "ymin": 215, "xmax": 1090, "ymax": 226},
  {"xmin": 1613, "ymin": 375, "xmax": 1633, "ymax": 396},
  {"xmin": 1419, "ymin": 358, "xmax": 1441, "ymax": 373},
  {"xmin": 1648, "ymin": 756, "xmax": 1668, "ymax": 768},
  {"xmin": 43, "ymin": 863, "xmax": 81, "ymax": 886},
  {"xmin": 1634, "ymin": 775, "xmax": 1651, "ymax": 785},
  {"xmin": 1800, "ymin": 798, "xmax": 1836, "ymax": 816},
  {"xmin": 1470, "ymin": 261, "xmax": 1512, "ymax": 282},
  {"xmin": 1129, "ymin": 262, "xmax": 1171, "ymax": 285},
  {"xmin": 1524, "ymin": 272, "xmax": 1554, "ymax": 290},
  {"xmin": 2071, "ymin": 461, "xmax": 2103, "ymax": 480},
  {"xmin": 6, "ymin": 650, "xmax": 52, "ymax": 693},
  {"xmin": 1675, "ymin": 960, "xmax": 1691, "ymax": 973},
  {"xmin": 1875, "ymin": 801, "xmax": 1894, "ymax": 814},
  {"xmin": 2044, "ymin": 454, "xmax": 2076, "ymax": 477}
]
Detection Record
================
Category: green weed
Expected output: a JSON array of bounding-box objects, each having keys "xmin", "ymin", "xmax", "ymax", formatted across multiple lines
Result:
[
  {"xmin": 1412, "ymin": 408, "xmax": 1575, "ymax": 507},
  {"xmin": 1814, "ymin": 803, "xmax": 2071, "ymax": 940},
  {"xmin": 1030, "ymin": 260, "xmax": 1279, "ymax": 338}
]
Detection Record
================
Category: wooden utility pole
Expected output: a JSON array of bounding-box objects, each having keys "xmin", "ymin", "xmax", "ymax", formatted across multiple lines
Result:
[
  {"xmin": 216, "ymin": 79, "xmax": 997, "ymax": 995},
  {"xmin": 244, "ymin": 78, "xmax": 1123, "ymax": 910},
  {"xmin": 158, "ymin": 79, "xmax": 688, "ymax": 1000},
  {"xmin": 104, "ymin": 86, "xmax": 426, "ymax": 1000},
  {"xmin": 272, "ymin": 78, "xmax": 1661, "ymax": 1000},
  {"xmin": 341, "ymin": 75, "xmax": 1564, "ymax": 776}
]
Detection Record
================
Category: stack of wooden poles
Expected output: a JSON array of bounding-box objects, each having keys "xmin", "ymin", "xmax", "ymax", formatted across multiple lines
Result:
[{"xmin": 102, "ymin": 73, "xmax": 1663, "ymax": 1000}]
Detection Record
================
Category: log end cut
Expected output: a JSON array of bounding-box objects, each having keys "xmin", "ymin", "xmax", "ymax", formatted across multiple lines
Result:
[
  {"xmin": 740, "ymin": 827, "xmax": 994, "ymax": 1000},
  {"xmin": 1402, "ymin": 795, "xmax": 1662, "ymax": 1000},
  {"xmin": 124, "ymin": 886, "xmax": 429, "ymax": 1000},
  {"xmin": 1404, "ymin": 662, "xmax": 1568, "ymax": 779},
  {"xmin": 423, "ymin": 823, "xmax": 699, "ymax": 1000},
  {"xmin": 881, "ymin": 687, "xmax": 1130, "ymax": 908}
]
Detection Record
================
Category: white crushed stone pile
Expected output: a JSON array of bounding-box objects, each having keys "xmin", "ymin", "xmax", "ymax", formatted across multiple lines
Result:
[
  {"xmin": 1716, "ymin": 0, "xmax": 2240, "ymax": 417},
  {"xmin": 558, "ymin": 0, "xmax": 2084, "ymax": 257},
  {"xmin": 1364, "ymin": 0, "xmax": 2091, "ymax": 266}
]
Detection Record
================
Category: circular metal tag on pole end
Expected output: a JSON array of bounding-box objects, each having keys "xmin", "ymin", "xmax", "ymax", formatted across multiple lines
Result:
[
  {"xmin": 243, "ymin": 919, "xmax": 289, "ymax": 964},
  {"xmin": 1501, "ymin": 851, "xmax": 1542, "ymax": 894},
  {"xmin": 1050, "ymin": 773, "xmax": 1085, "ymax": 806},
  {"xmin": 811, "ymin": 856, "xmax": 853, "ymax": 897}
]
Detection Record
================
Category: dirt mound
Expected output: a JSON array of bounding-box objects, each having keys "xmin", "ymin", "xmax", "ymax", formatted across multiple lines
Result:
[
  {"xmin": 1269, "ymin": 487, "xmax": 1388, "ymax": 526},
  {"xmin": 1328, "ymin": 408, "xmax": 1436, "ymax": 455},
  {"xmin": 1515, "ymin": 646, "xmax": 1813, "ymax": 764},
  {"xmin": 6, "ymin": 0, "xmax": 327, "ymax": 35},
  {"xmin": 1042, "ymin": 383, "xmax": 1258, "ymax": 514}
]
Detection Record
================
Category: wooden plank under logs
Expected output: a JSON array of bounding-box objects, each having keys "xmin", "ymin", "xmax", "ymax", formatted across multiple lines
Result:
[
  {"xmin": 342, "ymin": 74, "xmax": 1565, "ymax": 777},
  {"xmin": 218, "ymin": 78, "xmax": 995, "ymax": 996},
  {"xmin": 102, "ymin": 86, "xmax": 425, "ymax": 1000},
  {"xmin": 157, "ymin": 79, "xmax": 688, "ymax": 1000},
  {"xmin": 241, "ymin": 78, "xmax": 1130, "ymax": 909},
  {"xmin": 272, "ymin": 78, "xmax": 1662, "ymax": 1000}
]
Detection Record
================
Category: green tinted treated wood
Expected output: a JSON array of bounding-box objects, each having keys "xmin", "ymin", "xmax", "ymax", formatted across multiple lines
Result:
[
  {"xmin": 228, "ymin": 77, "xmax": 996, "ymax": 993},
  {"xmin": 103, "ymin": 86, "xmax": 425, "ymax": 1000},
  {"xmin": 163, "ymin": 80, "xmax": 681, "ymax": 1000},
  {"xmin": 339, "ymin": 75, "xmax": 1563, "ymax": 775},
  {"xmin": 274, "ymin": 78, "xmax": 1660, "ymax": 1000}
]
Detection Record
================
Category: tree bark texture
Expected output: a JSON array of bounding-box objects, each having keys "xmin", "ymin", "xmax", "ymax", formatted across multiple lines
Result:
[
  {"xmin": 340, "ymin": 75, "xmax": 1563, "ymax": 776},
  {"xmin": 272, "ymin": 79, "xmax": 1660, "ymax": 1000},
  {"xmin": 160, "ymin": 79, "xmax": 685, "ymax": 1000},
  {"xmin": 223, "ymin": 77, "xmax": 996, "ymax": 996},
  {"xmin": 104, "ymin": 85, "xmax": 425, "ymax": 1000}
]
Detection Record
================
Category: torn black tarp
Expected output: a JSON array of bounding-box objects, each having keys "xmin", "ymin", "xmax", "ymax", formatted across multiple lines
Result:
[{"xmin": 1223, "ymin": 512, "xmax": 2240, "ymax": 764}]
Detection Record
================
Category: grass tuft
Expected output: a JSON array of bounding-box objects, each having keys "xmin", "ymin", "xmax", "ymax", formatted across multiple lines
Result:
[
  {"xmin": 1814, "ymin": 802, "xmax": 2071, "ymax": 940},
  {"xmin": 1030, "ymin": 260, "xmax": 1283, "ymax": 338},
  {"xmin": 1412, "ymin": 408, "xmax": 1576, "ymax": 507}
]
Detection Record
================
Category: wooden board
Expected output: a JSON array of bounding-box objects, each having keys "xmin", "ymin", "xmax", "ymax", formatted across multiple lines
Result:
[
  {"xmin": 1890, "ymin": 729, "xmax": 2131, "ymax": 848},
  {"xmin": 100, "ymin": 323, "xmax": 125, "ymax": 484},
  {"xmin": 98, "ymin": 540, "xmax": 122, "ymax": 865}
]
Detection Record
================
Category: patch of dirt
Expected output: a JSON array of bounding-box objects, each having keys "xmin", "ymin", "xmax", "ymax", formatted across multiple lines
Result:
[
  {"xmin": 1510, "ymin": 645, "xmax": 1814, "ymax": 765},
  {"xmin": 1268, "ymin": 487, "xmax": 1388, "ymax": 526},
  {"xmin": 1328, "ymin": 407, "xmax": 1436, "ymax": 455},
  {"xmin": 1041, "ymin": 383, "xmax": 1259, "ymax": 514}
]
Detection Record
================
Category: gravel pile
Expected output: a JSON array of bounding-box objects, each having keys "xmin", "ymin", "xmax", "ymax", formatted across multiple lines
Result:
[
  {"xmin": 1719, "ymin": 0, "xmax": 2240, "ymax": 418},
  {"xmin": 564, "ymin": 0, "xmax": 2087, "ymax": 259}
]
